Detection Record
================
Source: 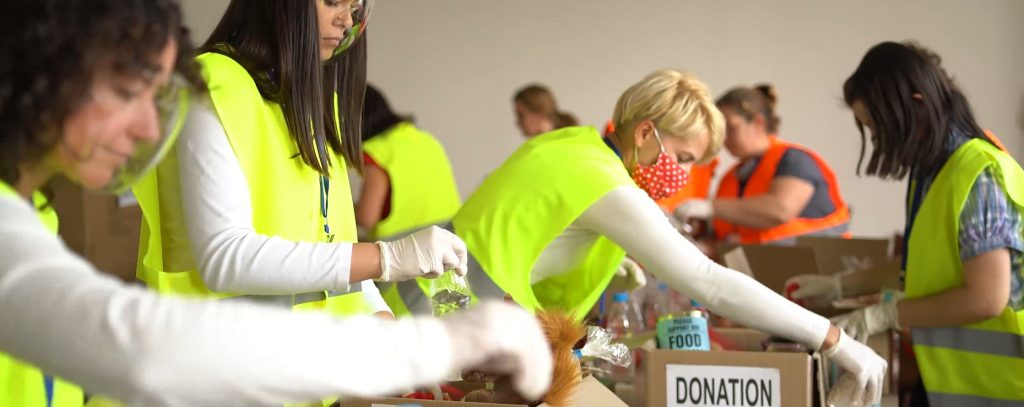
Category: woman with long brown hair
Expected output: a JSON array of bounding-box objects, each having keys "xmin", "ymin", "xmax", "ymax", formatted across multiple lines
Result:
[{"xmin": 134, "ymin": 0, "xmax": 470, "ymax": 320}]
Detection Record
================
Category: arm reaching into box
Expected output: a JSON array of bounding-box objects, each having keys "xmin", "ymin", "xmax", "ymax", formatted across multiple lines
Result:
[
  {"xmin": 577, "ymin": 187, "xmax": 886, "ymax": 406},
  {"xmin": 0, "ymin": 197, "xmax": 549, "ymax": 407}
]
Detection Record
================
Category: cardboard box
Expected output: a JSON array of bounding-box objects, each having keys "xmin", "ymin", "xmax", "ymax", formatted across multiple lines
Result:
[
  {"xmin": 721, "ymin": 238, "xmax": 901, "ymax": 312},
  {"xmin": 645, "ymin": 348, "xmax": 812, "ymax": 407},
  {"xmin": 50, "ymin": 178, "xmax": 141, "ymax": 281},
  {"xmin": 339, "ymin": 376, "xmax": 626, "ymax": 407}
]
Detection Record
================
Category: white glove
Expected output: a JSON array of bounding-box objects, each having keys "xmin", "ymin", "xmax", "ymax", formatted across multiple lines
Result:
[
  {"xmin": 376, "ymin": 226, "xmax": 468, "ymax": 282},
  {"xmin": 441, "ymin": 301, "xmax": 554, "ymax": 401},
  {"xmin": 822, "ymin": 329, "xmax": 886, "ymax": 407},
  {"xmin": 785, "ymin": 274, "xmax": 842, "ymax": 306},
  {"xmin": 674, "ymin": 199, "xmax": 713, "ymax": 220},
  {"xmin": 831, "ymin": 302, "xmax": 900, "ymax": 343},
  {"xmin": 615, "ymin": 257, "xmax": 647, "ymax": 290}
]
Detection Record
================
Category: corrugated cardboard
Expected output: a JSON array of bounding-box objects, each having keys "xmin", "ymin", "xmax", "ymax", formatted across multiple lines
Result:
[
  {"xmin": 50, "ymin": 178, "xmax": 141, "ymax": 281},
  {"xmin": 793, "ymin": 237, "xmax": 901, "ymax": 298},
  {"xmin": 339, "ymin": 376, "xmax": 626, "ymax": 407},
  {"xmin": 645, "ymin": 349, "xmax": 812, "ymax": 407},
  {"xmin": 721, "ymin": 245, "xmax": 819, "ymax": 294},
  {"xmin": 793, "ymin": 237, "xmax": 890, "ymax": 275},
  {"xmin": 721, "ymin": 240, "xmax": 901, "ymax": 315}
]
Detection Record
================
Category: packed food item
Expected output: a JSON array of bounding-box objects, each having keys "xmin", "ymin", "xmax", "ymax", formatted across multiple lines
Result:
[{"xmin": 429, "ymin": 272, "xmax": 472, "ymax": 317}]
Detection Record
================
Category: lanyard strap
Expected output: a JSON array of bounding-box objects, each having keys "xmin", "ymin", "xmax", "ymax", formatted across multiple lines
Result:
[
  {"xmin": 44, "ymin": 375, "xmax": 54, "ymax": 407},
  {"xmin": 319, "ymin": 175, "xmax": 335, "ymax": 240}
]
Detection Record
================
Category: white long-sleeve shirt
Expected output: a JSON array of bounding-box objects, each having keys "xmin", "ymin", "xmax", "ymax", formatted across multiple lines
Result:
[
  {"xmin": 174, "ymin": 104, "xmax": 388, "ymax": 312},
  {"xmin": 0, "ymin": 194, "xmax": 454, "ymax": 407},
  {"xmin": 530, "ymin": 186, "xmax": 832, "ymax": 349}
]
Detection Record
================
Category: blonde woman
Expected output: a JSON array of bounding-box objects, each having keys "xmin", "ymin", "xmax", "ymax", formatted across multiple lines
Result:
[{"xmin": 454, "ymin": 69, "xmax": 887, "ymax": 406}]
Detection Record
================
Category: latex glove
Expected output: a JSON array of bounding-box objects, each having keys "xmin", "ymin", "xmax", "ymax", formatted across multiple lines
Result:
[
  {"xmin": 674, "ymin": 199, "xmax": 713, "ymax": 220},
  {"xmin": 831, "ymin": 302, "xmax": 900, "ymax": 343},
  {"xmin": 615, "ymin": 257, "xmax": 647, "ymax": 290},
  {"xmin": 822, "ymin": 329, "xmax": 887, "ymax": 407},
  {"xmin": 442, "ymin": 301, "xmax": 554, "ymax": 401},
  {"xmin": 785, "ymin": 274, "xmax": 842, "ymax": 307},
  {"xmin": 376, "ymin": 226, "xmax": 468, "ymax": 282}
]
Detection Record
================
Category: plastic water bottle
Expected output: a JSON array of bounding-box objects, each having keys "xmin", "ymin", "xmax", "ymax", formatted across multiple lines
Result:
[
  {"xmin": 644, "ymin": 282, "xmax": 675, "ymax": 328},
  {"xmin": 605, "ymin": 292, "xmax": 642, "ymax": 383}
]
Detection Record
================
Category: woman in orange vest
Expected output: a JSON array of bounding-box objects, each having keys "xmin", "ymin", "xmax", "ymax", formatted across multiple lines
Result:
[
  {"xmin": 512, "ymin": 84, "xmax": 578, "ymax": 138},
  {"xmin": 675, "ymin": 84, "xmax": 851, "ymax": 245}
]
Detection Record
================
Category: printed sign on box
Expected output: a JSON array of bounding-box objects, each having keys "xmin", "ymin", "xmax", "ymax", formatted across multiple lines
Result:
[{"xmin": 666, "ymin": 364, "xmax": 781, "ymax": 407}]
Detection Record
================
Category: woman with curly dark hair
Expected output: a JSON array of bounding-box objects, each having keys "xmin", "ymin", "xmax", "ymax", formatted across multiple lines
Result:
[{"xmin": 0, "ymin": 1, "xmax": 552, "ymax": 406}]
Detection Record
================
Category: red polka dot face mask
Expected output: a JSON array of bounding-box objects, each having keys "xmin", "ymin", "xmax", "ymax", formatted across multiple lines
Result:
[{"xmin": 631, "ymin": 128, "xmax": 689, "ymax": 200}]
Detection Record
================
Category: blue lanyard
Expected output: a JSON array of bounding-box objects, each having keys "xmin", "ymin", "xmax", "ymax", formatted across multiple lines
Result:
[
  {"xmin": 44, "ymin": 375, "xmax": 54, "ymax": 407},
  {"xmin": 319, "ymin": 175, "xmax": 334, "ymax": 242}
]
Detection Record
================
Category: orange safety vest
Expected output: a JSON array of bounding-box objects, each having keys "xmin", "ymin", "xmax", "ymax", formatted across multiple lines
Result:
[{"xmin": 713, "ymin": 137, "xmax": 850, "ymax": 244}]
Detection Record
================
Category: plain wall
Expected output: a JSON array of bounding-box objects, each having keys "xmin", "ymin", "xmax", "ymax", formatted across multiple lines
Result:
[{"xmin": 180, "ymin": 0, "xmax": 1024, "ymax": 237}]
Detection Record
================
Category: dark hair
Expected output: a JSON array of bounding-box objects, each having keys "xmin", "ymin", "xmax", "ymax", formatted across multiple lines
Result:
[
  {"xmin": 202, "ymin": 0, "xmax": 367, "ymax": 175},
  {"xmin": 513, "ymin": 84, "xmax": 578, "ymax": 129},
  {"xmin": 361, "ymin": 84, "xmax": 412, "ymax": 142},
  {"xmin": 0, "ymin": 0, "xmax": 201, "ymax": 186},
  {"xmin": 843, "ymin": 41, "xmax": 985, "ymax": 180},
  {"xmin": 716, "ymin": 84, "xmax": 781, "ymax": 134}
]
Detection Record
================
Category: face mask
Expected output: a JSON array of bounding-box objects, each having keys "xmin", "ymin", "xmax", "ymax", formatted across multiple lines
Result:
[{"xmin": 632, "ymin": 127, "xmax": 688, "ymax": 200}]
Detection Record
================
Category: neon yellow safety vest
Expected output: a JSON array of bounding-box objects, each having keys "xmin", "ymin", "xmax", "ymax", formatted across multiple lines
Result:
[
  {"xmin": 451, "ymin": 126, "xmax": 634, "ymax": 319},
  {"xmin": 362, "ymin": 122, "xmax": 460, "ymax": 240},
  {"xmin": 905, "ymin": 138, "xmax": 1024, "ymax": 405},
  {"xmin": 0, "ymin": 181, "xmax": 84, "ymax": 407},
  {"xmin": 133, "ymin": 51, "xmax": 368, "ymax": 317},
  {"xmin": 364, "ymin": 122, "xmax": 461, "ymax": 316}
]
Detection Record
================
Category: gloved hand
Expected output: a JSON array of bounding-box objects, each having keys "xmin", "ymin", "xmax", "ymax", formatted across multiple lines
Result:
[
  {"xmin": 822, "ymin": 329, "xmax": 887, "ymax": 407},
  {"xmin": 831, "ymin": 302, "xmax": 900, "ymax": 343},
  {"xmin": 785, "ymin": 274, "xmax": 842, "ymax": 307},
  {"xmin": 674, "ymin": 199, "xmax": 713, "ymax": 220},
  {"xmin": 615, "ymin": 257, "xmax": 647, "ymax": 291},
  {"xmin": 441, "ymin": 301, "xmax": 554, "ymax": 401},
  {"xmin": 376, "ymin": 226, "xmax": 468, "ymax": 282}
]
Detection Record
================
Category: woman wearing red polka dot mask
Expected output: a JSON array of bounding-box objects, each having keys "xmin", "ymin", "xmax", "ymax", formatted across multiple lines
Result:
[
  {"xmin": 447, "ymin": 69, "xmax": 886, "ymax": 407},
  {"xmin": 628, "ymin": 126, "xmax": 691, "ymax": 200}
]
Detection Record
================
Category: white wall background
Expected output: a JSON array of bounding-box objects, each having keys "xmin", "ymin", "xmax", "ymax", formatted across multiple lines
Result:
[{"xmin": 181, "ymin": 0, "xmax": 1024, "ymax": 238}]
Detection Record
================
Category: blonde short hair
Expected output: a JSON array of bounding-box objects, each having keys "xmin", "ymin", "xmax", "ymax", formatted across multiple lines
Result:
[{"xmin": 612, "ymin": 69, "xmax": 724, "ymax": 162}]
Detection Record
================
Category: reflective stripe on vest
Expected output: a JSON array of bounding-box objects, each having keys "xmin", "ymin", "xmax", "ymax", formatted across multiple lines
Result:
[
  {"xmin": 362, "ymin": 122, "xmax": 461, "ymax": 240},
  {"xmin": 133, "ymin": 52, "xmax": 368, "ymax": 316},
  {"xmin": 452, "ymin": 126, "xmax": 633, "ymax": 318},
  {"xmin": 0, "ymin": 181, "xmax": 83, "ymax": 407},
  {"xmin": 713, "ymin": 137, "xmax": 850, "ymax": 244},
  {"xmin": 905, "ymin": 137, "xmax": 1024, "ymax": 403},
  {"xmin": 657, "ymin": 158, "xmax": 718, "ymax": 212}
]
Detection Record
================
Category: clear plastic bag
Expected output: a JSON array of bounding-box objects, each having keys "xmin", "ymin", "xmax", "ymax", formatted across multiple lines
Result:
[
  {"xmin": 429, "ymin": 272, "xmax": 472, "ymax": 317},
  {"xmin": 578, "ymin": 326, "xmax": 632, "ymax": 367}
]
